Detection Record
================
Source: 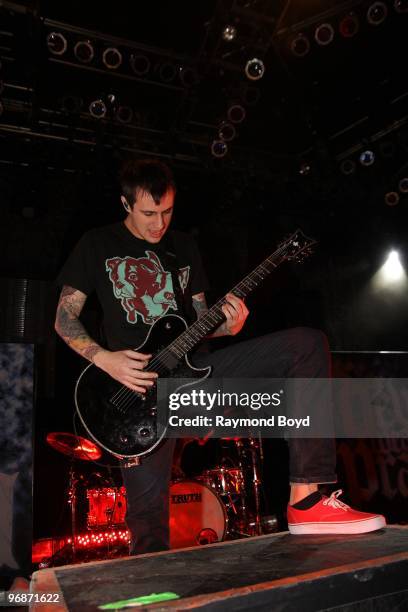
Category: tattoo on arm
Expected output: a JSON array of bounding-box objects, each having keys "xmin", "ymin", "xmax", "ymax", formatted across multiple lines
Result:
[
  {"xmin": 192, "ymin": 292, "xmax": 208, "ymax": 319},
  {"xmin": 55, "ymin": 286, "xmax": 104, "ymax": 363},
  {"xmin": 192, "ymin": 292, "xmax": 229, "ymax": 338}
]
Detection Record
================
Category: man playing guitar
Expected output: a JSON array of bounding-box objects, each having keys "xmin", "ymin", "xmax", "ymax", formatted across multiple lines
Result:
[{"xmin": 55, "ymin": 158, "xmax": 385, "ymax": 554}]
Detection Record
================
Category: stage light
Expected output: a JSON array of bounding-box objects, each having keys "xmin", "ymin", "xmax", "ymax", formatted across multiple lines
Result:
[
  {"xmin": 222, "ymin": 25, "xmax": 237, "ymax": 41},
  {"xmin": 74, "ymin": 40, "xmax": 94, "ymax": 64},
  {"xmin": 245, "ymin": 58, "xmax": 265, "ymax": 81},
  {"xmin": 299, "ymin": 161, "xmax": 311, "ymax": 176},
  {"xmin": 130, "ymin": 54, "xmax": 150, "ymax": 76},
  {"xmin": 315, "ymin": 23, "xmax": 335, "ymax": 46},
  {"xmin": 394, "ymin": 0, "xmax": 408, "ymax": 13},
  {"xmin": 290, "ymin": 33, "xmax": 310, "ymax": 57},
  {"xmin": 218, "ymin": 121, "xmax": 236, "ymax": 142},
  {"xmin": 339, "ymin": 14, "xmax": 360, "ymax": 38},
  {"xmin": 399, "ymin": 177, "xmax": 408, "ymax": 193},
  {"xmin": 89, "ymin": 99, "xmax": 107, "ymax": 119},
  {"xmin": 116, "ymin": 105, "xmax": 133, "ymax": 124},
  {"xmin": 102, "ymin": 47, "xmax": 122, "ymax": 70},
  {"xmin": 46, "ymin": 32, "xmax": 67, "ymax": 56},
  {"xmin": 385, "ymin": 191, "xmax": 400, "ymax": 206},
  {"xmin": 116, "ymin": 105, "xmax": 133, "ymax": 123},
  {"xmin": 227, "ymin": 104, "xmax": 246, "ymax": 124},
  {"xmin": 367, "ymin": 2, "xmax": 388, "ymax": 25},
  {"xmin": 359, "ymin": 150, "xmax": 375, "ymax": 166},
  {"xmin": 158, "ymin": 62, "xmax": 177, "ymax": 83},
  {"xmin": 340, "ymin": 159, "xmax": 356, "ymax": 175},
  {"xmin": 211, "ymin": 140, "xmax": 228, "ymax": 158},
  {"xmin": 383, "ymin": 251, "xmax": 404, "ymax": 281}
]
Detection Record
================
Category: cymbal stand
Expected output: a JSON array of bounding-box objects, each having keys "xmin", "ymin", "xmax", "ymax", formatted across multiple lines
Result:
[
  {"xmin": 249, "ymin": 437, "xmax": 262, "ymax": 535},
  {"xmin": 67, "ymin": 463, "xmax": 79, "ymax": 562},
  {"xmin": 234, "ymin": 439, "xmax": 248, "ymax": 527}
]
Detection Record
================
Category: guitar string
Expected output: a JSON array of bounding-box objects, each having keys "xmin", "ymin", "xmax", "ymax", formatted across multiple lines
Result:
[
  {"xmin": 109, "ymin": 237, "xmax": 307, "ymax": 410},
  {"xmin": 110, "ymin": 257, "xmax": 281, "ymax": 410},
  {"xmin": 110, "ymin": 242, "xmax": 297, "ymax": 410},
  {"xmin": 109, "ymin": 244, "xmax": 294, "ymax": 410}
]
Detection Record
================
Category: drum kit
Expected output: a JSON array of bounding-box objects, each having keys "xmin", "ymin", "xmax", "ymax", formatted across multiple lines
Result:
[{"xmin": 46, "ymin": 431, "xmax": 277, "ymax": 561}]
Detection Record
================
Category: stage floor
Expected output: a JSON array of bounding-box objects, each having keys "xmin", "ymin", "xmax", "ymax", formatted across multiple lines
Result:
[{"xmin": 31, "ymin": 526, "xmax": 408, "ymax": 611}]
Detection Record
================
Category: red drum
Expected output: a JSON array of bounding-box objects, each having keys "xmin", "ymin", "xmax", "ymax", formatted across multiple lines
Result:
[
  {"xmin": 86, "ymin": 487, "xmax": 127, "ymax": 529},
  {"xmin": 200, "ymin": 468, "xmax": 244, "ymax": 496},
  {"xmin": 169, "ymin": 480, "xmax": 227, "ymax": 549}
]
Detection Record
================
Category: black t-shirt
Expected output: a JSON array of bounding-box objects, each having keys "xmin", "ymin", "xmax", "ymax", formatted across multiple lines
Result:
[{"xmin": 57, "ymin": 222, "xmax": 209, "ymax": 350}]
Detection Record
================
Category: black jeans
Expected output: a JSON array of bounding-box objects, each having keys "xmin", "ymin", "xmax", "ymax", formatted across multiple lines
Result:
[{"xmin": 121, "ymin": 327, "xmax": 337, "ymax": 555}]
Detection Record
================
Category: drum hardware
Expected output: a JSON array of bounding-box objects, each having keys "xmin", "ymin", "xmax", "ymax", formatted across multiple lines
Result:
[
  {"xmin": 169, "ymin": 480, "xmax": 227, "ymax": 549},
  {"xmin": 46, "ymin": 431, "xmax": 103, "ymax": 564}
]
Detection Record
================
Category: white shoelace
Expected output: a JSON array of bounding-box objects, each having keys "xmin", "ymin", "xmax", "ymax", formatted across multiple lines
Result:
[{"xmin": 322, "ymin": 489, "xmax": 350, "ymax": 511}]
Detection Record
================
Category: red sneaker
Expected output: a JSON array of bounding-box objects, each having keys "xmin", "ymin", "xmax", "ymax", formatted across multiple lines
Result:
[{"xmin": 287, "ymin": 490, "xmax": 386, "ymax": 535}]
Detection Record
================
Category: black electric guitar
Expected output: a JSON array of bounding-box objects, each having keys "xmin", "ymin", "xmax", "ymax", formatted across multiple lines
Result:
[{"xmin": 75, "ymin": 229, "xmax": 316, "ymax": 462}]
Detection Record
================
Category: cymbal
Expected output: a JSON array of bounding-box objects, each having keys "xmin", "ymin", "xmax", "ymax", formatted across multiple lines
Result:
[{"xmin": 46, "ymin": 432, "xmax": 102, "ymax": 461}]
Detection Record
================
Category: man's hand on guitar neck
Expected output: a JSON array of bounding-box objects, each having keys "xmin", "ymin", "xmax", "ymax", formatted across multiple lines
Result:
[
  {"xmin": 93, "ymin": 350, "xmax": 158, "ymax": 393},
  {"xmin": 193, "ymin": 291, "xmax": 249, "ymax": 338}
]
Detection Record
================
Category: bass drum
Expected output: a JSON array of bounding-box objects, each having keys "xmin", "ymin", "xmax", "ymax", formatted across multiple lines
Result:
[{"xmin": 169, "ymin": 480, "xmax": 227, "ymax": 549}]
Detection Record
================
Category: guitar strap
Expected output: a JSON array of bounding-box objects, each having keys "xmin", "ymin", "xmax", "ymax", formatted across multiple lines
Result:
[{"xmin": 158, "ymin": 233, "xmax": 196, "ymax": 325}]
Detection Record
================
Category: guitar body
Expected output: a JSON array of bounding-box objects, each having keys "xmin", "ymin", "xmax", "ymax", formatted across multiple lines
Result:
[
  {"xmin": 74, "ymin": 229, "xmax": 315, "ymax": 461},
  {"xmin": 75, "ymin": 314, "xmax": 212, "ymax": 460}
]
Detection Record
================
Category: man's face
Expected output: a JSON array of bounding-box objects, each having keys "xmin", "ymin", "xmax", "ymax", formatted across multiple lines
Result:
[{"xmin": 124, "ymin": 188, "xmax": 174, "ymax": 243}]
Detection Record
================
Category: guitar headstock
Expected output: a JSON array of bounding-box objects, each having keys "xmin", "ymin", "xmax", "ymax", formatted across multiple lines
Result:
[{"xmin": 278, "ymin": 229, "xmax": 317, "ymax": 262}]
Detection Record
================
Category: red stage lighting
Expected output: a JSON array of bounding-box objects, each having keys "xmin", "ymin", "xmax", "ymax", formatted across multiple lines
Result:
[{"xmin": 339, "ymin": 14, "xmax": 360, "ymax": 38}]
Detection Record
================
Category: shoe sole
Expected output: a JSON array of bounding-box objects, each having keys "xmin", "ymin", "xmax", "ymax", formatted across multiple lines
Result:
[{"xmin": 288, "ymin": 516, "xmax": 386, "ymax": 535}]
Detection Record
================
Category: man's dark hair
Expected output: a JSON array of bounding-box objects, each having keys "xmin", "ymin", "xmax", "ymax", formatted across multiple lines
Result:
[{"xmin": 119, "ymin": 158, "xmax": 176, "ymax": 207}]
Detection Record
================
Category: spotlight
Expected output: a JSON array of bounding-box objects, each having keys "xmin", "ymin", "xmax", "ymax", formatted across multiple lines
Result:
[
  {"xmin": 245, "ymin": 58, "xmax": 265, "ymax": 81},
  {"xmin": 399, "ymin": 177, "xmax": 408, "ymax": 193},
  {"xmin": 315, "ymin": 23, "xmax": 335, "ymax": 46},
  {"xmin": 290, "ymin": 33, "xmax": 310, "ymax": 57},
  {"xmin": 211, "ymin": 140, "xmax": 228, "ymax": 158},
  {"xmin": 222, "ymin": 25, "xmax": 237, "ymax": 42},
  {"xmin": 116, "ymin": 105, "xmax": 133, "ymax": 124},
  {"xmin": 382, "ymin": 250, "xmax": 404, "ymax": 282},
  {"xmin": 179, "ymin": 66, "xmax": 199, "ymax": 88},
  {"xmin": 102, "ymin": 47, "xmax": 122, "ymax": 70},
  {"xmin": 394, "ymin": 0, "xmax": 408, "ymax": 13},
  {"xmin": 339, "ymin": 14, "xmax": 359, "ymax": 38},
  {"xmin": 74, "ymin": 40, "xmax": 94, "ymax": 64},
  {"xmin": 299, "ymin": 161, "xmax": 311, "ymax": 176},
  {"xmin": 130, "ymin": 54, "xmax": 150, "ymax": 76},
  {"xmin": 227, "ymin": 104, "xmax": 246, "ymax": 124},
  {"xmin": 359, "ymin": 150, "xmax": 375, "ymax": 166},
  {"xmin": 89, "ymin": 99, "xmax": 107, "ymax": 119},
  {"xmin": 46, "ymin": 32, "xmax": 67, "ymax": 56},
  {"xmin": 158, "ymin": 62, "xmax": 177, "ymax": 83},
  {"xmin": 385, "ymin": 191, "xmax": 400, "ymax": 206},
  {"xmin": 340, "ymin": 159, "xmax": 356, "ymax": 175},
  {"xmin": 218, "ymin": 121, "xmax": 236, "ymax": 142},
  {"xmin": 367, "ymin": 2, "xmax": 388, "ymax": 25}
]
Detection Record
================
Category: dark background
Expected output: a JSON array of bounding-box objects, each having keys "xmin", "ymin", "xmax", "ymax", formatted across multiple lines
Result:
[{"xmin": 1, "ymin": 0, "xmax": 407, "ymax": 539}]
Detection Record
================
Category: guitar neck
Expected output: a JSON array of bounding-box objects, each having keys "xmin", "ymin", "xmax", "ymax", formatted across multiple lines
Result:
[{"xmin": 164, "ymin": 247, "xmax": 289, "ymax": 360}]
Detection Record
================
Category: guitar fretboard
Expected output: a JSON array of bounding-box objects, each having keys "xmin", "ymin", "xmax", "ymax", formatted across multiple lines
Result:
[{"xmin": 162, "ymin": 250, "xmax": 289, "ymax": 360}]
